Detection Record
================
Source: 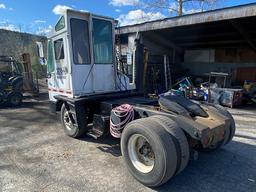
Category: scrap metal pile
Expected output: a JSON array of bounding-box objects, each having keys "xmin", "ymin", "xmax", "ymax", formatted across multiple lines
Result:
[{"xmin": 170, "ymin": 72, "xmax": 255, "ymax": 108}]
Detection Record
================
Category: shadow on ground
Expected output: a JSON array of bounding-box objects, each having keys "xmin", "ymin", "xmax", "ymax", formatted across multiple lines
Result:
[
  {"xmin": 156, "ymin": 140, "xmax": 256, "ymax": 192},
  {"xmin": 0, "ymin": 94, "xmax": 255, "ymax": 192}
]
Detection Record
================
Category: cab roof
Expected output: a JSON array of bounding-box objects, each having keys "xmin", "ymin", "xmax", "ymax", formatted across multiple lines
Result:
[{"xmin": 48, "ymin": 9, "xmax": 115, "ymax": 38}]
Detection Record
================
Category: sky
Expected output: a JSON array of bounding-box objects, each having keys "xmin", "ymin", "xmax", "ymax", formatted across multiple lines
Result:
[{"xmin": 0, "ymin": 0, "xmax": 255, "ymax": 35}]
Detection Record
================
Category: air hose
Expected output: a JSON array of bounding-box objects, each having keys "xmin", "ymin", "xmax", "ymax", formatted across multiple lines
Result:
[{"xmin": 110, "ymin": 104, "xmax": 134, "ymax": 138}]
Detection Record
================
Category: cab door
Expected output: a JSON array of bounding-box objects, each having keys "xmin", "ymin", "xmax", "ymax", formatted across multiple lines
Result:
[
  {"xmin": 52, "ymin": 34, "xmax": 71, "ymax": 91},
  {"xmin": 48, "ymin": 33, "xmax": 71, "ymax": 101}
]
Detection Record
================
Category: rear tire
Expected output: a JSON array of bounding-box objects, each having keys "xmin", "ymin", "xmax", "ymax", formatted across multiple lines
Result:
[
  {"xmin": 61, "ymin": 104, "xmax": 87, "ymax": 138},
  {"xmin": 121, "ymin": 117, "xmax": 178, "ymax": 187},
  {"xmin": 150, "ymin": 115, "xmax": 190, "ymax": 174}
]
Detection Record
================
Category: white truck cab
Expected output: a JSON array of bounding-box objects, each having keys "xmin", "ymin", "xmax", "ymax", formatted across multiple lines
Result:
[{"xmin": 47, "ymin": 9, "xmax": 134, "ymax": 102}]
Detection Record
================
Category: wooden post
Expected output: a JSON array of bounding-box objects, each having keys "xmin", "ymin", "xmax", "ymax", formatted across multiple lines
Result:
[
  {"xmin": 22, "ymin": 53, "xmax": 38, "ymax": 95},
  {"xmin": 143, "ymin": 48, "xmax": 149, "ymax": 96},
  {"xmin": 178, "ymin": 0, "xmax": 183, "ymax": 16},
  {"xmin": 164, "ymin": 55, "xmax": 168, "ymax": 90},
  {"xmin": 22, "ymin": 53, "xmax": 33, "ymax": 81}
]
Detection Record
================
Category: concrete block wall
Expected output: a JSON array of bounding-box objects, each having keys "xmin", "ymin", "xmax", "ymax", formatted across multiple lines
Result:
[{"xmin": 0, "ymin": 29, "xmax": 47, "ymax": 76}]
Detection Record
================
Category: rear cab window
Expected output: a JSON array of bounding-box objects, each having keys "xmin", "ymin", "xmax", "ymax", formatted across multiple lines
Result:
[
  {"xmin": 92, "ymin": 18, "xmax": 113, "ymax": 64},
  {"xmin": 70, "ymin": 18, "xmax": 91, "ymax": 64}
]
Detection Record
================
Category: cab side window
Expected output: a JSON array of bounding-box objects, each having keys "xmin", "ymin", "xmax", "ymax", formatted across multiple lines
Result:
[{"xmin": 54, "ymin": 39, "xmax": 64, "ymax": 60}]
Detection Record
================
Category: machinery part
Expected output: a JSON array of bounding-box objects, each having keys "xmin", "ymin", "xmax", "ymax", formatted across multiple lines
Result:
[
  {"xmin": 159, "ymin": 93, "xmax": 208, "ymax": 118},
  {"xmin": 199, "ymin": 128, "xmax": 230, "ymax": 152},
  {"xmin": 110, "ymin": 104, "xmax": 134, "ymax": 138},
  {"xmin": 198, "ymin": 104, "xmax": 235, "ymax": 152},
  {"xmin": 121, "ymin": 117, "xmax": 178, "ymax": 187},
  {"xmin": 150, "ymin": 115, "xmax": 190, "ymax": 174},
  {"xmin": 7, "ymin": 92, "xmax": 22, "ymax": 107},
  {"xmin": 212, "ymin": 104, "xmax": 235, "ymax": 145},
  {"xmin": 61, "ymin": 104, "xmax": 87, "ymax": 138}
]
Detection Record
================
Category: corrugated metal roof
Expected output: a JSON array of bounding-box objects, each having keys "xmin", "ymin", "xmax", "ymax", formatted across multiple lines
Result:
[{"xmin": 117, "ymin": 3, "xmax": 256, "ymax": 34}]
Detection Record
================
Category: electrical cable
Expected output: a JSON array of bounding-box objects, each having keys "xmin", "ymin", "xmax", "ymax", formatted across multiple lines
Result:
[
  {"xmin": 110, "ymin": 104, "xmax": 134, "ymax": 138},
  {"xmin": 115, "ymin": 34, "xmax": 128, "ymax": 91}
]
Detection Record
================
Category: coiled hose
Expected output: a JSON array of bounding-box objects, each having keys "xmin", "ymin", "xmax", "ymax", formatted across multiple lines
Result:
[{"xmin": 110, "ymin": 104, "xmax": 134, "ymax": 138}]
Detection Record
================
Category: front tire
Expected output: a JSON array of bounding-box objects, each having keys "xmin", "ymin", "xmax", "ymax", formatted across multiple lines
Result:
[
  {"xmin": 8, "ymin": 92, "xmax": 22, "ymax": 107},
  {"xmin": 121, "ymin": 117, "xmax": 178, "ymax": 187},
  {"xmin": 61, "ymin": 104, "xmax": 87, "ymax": 138}
]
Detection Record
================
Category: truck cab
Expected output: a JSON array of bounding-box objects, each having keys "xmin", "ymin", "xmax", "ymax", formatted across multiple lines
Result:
[{"xmin": 47, "ymin": 9, "xmax": 134, "ymax": 102}]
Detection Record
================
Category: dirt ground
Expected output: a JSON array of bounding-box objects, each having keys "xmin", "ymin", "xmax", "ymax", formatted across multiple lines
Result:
[{"xmin": 0, "ymin": 94, "xmax": 256, "ymax": 192}]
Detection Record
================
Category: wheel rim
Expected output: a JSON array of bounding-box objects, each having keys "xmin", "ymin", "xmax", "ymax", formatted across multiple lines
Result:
[
  {"xmin": 128, "ymin": 134, "xmax": 155, "ymax": 173},
  {"xmin": 63, "ymin": 110, "xmax": 75, "ymax": 131}
]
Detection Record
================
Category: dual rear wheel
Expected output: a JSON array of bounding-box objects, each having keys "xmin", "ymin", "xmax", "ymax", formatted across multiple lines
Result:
[{"xmin": 121, "ymin": 115, "xmax": 190, "ymax": 187}]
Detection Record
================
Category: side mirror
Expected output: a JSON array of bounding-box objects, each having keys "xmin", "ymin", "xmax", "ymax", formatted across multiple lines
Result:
[{"xmin": 36, "ymin": 42, "xmax": 46, "ymax": 65}]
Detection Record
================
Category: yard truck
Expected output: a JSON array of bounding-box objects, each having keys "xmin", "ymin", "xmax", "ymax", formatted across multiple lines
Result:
[{"xmin": 46, "ymin": 9, "xmax": 236, "ymax": 187}]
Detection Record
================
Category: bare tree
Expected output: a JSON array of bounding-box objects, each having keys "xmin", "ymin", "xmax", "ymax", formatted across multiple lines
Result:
[{"xmin": 141, "ymin": 0, "xmax": 220, "ymax": 16}]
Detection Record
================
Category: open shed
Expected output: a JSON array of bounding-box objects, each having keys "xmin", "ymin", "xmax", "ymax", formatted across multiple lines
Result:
[{"xmin": 116, "ymin": 3, "xmax": 256, "ymax": 93}]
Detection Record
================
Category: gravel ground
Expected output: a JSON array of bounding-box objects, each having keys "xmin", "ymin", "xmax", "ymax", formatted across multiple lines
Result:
[{"xmin": 0, "ymin": 94, "xmax": 255, "ymax": 192}]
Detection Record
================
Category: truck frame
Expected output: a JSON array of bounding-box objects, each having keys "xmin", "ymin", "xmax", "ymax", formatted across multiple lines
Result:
[{"xmin": 46, "ymin": 9, "xmax": 236, "ymax": 187}]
